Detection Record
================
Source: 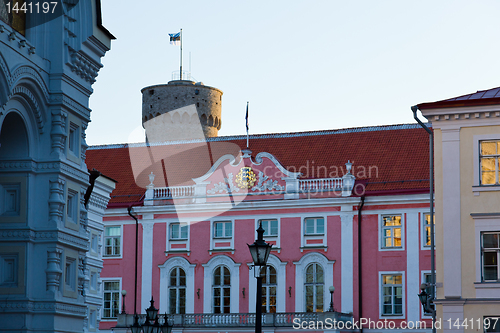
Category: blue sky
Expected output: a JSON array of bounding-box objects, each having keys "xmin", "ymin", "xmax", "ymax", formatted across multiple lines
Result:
[{"xmin": 87, "ymin": 0, "xmax": 500, "ymax": 145}]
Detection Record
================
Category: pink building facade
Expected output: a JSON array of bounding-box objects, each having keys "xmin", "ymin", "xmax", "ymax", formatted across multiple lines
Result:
[{"xmin": 87, "ymin": 124, "xmax": 434, "ymax": 333}]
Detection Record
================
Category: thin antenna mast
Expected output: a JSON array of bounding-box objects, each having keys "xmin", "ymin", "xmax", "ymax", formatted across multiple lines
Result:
[{"xmin": 180, "ymin": 28, "xmax": 183, "ymax": 80}]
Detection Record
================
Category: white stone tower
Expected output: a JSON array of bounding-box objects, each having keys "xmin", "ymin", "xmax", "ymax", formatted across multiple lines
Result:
[{"xmin": 142, "ymin": 80, "xmax": 223, "ymax": 141}]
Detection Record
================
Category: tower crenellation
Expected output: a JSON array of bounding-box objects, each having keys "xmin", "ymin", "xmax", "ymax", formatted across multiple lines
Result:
[{"xmin": 141, "ymin": 80, "xmax": 223, "ymax": 141}]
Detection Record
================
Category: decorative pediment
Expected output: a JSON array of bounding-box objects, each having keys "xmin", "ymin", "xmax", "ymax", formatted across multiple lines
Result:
[{"xmin": 193, "ymin": 149, "xmax": 300, "ymax": 197}]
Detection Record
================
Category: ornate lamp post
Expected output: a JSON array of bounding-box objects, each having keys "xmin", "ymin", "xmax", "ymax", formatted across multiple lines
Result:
[
  {"xmin": 130, "ymin": 297, "xmax": 172, "ymax": 333},
  {"xmin": 248, "ymin": 221, "xmax": 272, "ymax": 333},
  {"xmin": 418, "ymin": 283, "xmax": 435, "ymax": 316},
  {"xmin": 121, "ymin": 290, "xmax": 127, "ymax": 314},
  {"xmin": 328, "ymin": 286, "xmax": 335, "ymax": 312}
]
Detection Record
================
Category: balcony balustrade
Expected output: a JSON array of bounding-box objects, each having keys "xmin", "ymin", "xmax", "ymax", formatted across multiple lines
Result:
[
  {"xmin": 152, "ymin": 177, "xmax": 345, "ymax": 200},
  {"xmin": 114, "ymin": 311, "xmax": 353, "ymax": 330}
]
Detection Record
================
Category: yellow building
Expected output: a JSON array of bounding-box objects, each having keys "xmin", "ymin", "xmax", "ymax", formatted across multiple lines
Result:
[{"xmin": 418, "ymin": 87, "xmax": 500, "ymax": 333}]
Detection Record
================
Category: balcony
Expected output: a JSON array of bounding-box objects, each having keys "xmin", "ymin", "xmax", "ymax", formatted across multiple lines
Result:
[
  {"xmin": 143, "ymin": 160, "xmax": 356, "ymax": 205},
  {"xmin": 113, "ymin": 311, "xmax": 354, "ymax": 331}
]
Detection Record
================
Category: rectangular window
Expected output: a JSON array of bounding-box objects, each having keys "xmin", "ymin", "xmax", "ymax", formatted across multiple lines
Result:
[
  {"xmin": 480, "ymin": 141, "xmax": 500, "ymax": 185},
  {"xmin": 90, "ymin": 272, "xmax": 97, "ymax": 291},
  {"xmin": 65, "ymin": 257, "xmax": 76, "ymax": 292},
  {"xmin": 260, "ymin": 219, "xmax": 278, "ymax": 237},
  {"xmin": 66, "ymin": 189, "xmax": 78, "ymax": 224},
  {"xmin": 0, "ymin": 184, "xmax": 20, "ymax": 216},
  {"xmin": 0, "ymin": 254, "xmax": 18, "ymax": 287},
  {"xmin": 382, "ymin": 215, "xmax": 402, "ymax": 248},
  {"xmin": 423, "ymin": 214, "xmax": 435, "ymax": 247},
  {"xmin": 91, "ymin": 234, "xmax": 98, "ymax": 253},
  {"xmin": 104, "ymin": 226, "xmax": 121, "ymax": 257},
  {"xmin": 89, "ymin": 309, "xmax": 96, "ymax": 329},
  {"xmin": 68, "ymin": 122, "xmax": 79, "ymax": 156},
  {"xmin": 214, "ymin": 221, "xmax": 232, "ymax": 238},
  {"xmin": 484, "ymin": 317, "xmax": 500, "ymax": 333},
  {"xmin": 304, "ymin": 217, "xmax": 324, "ymax": 235},
  {"xmin": 381, "ymin": 274, "xmax": 403, "ymax": 316},
  {"xmin": 170, "ymin": 223, "xmax": 188, "ymax": 240},
  {"xmin": 482, "ymin": 232, "xmax": 500, "ymax": 281},
  {"xmin": 103, "ymin": 281, "xmax": 120, "ymax": 319}
]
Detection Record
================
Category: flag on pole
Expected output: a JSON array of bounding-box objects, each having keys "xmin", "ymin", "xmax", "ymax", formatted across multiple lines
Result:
[
  {"xmin": 245, "ymin": 102, "xmax": 249, "ymax": 148},
  {"xmin": 169, "ymin": 32, "xmax": 181, "ymax": 45},
  {"xmin": 245, "ymin": 102, "xmax": 249, "ymax": 133}
]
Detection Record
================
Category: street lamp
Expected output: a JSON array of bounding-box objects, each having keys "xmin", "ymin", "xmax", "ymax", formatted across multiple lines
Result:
[
  {"xmin": 130, "ymin": 297, "xmax": 172, "ymax": 333},
  {"xmin": 418, "ymin": 283, "xmax": 435, "ymax": 316},
  {"xmin": 248, "ymin": 221, "xmax": 272, "ymax": 333},
  {"xmin": 121, "ymin": 290, "xmax": 127, "ymax": 314},
  {"xmin": 328, "ymin": 286, "xmax": 335, "ymax": 312}
]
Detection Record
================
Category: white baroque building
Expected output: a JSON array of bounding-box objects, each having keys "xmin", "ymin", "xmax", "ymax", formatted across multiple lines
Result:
[{"xmin": 0, "ymin": 1, "xmax": 113, "ymax": 332}]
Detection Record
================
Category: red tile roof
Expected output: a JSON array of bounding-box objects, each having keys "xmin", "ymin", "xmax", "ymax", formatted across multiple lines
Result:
[
  {"xmin": 86, "ymin": 123, "xmax": 431, "ymax": 206},
  {"xmin": 418, "ymin": 87, "xmax": 500, "ymax": 110}
]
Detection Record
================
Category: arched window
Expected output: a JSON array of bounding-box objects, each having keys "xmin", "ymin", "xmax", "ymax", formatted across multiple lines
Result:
[
  {"xmin": 169, "ymin": 267, "xmax": 186, "ymax": 314},
  {"xmin": 213, "ymin": 265, "xmax": 230, "ymax": 313},
  {"xmin": 305, "ymin": 263, "xmax": 324, "ymax": 312},
  {"xmin": 261, "ymin": 265, "xmax": 277, "ymax": 313}
]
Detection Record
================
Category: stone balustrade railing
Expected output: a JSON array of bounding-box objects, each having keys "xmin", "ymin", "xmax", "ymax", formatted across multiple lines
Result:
[
  {"xmin": 298, "ymin": 178, "xmax": 343, "ymax": 192},
  {"xmin": 114, "ymin": 311, "xmax": 354, "ymax": 329}
]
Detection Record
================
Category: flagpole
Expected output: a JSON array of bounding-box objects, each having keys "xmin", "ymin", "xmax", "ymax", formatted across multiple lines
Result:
[
  {"xmin": 180, "ymin": 28, "xmax": 183, "ymax": 80},
  {"xmin": 246, "ymin": 101, "xmax": 249, "ymax": 149}
]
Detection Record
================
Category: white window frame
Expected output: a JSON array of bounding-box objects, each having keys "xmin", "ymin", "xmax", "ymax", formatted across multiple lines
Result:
[
  {"xmin": 304, "ymin": 262, "xmax": 325, "ymax": 313},
  {"xmin": 293, "ymin": 252, "xmax": 335, "ymax": 312},
  {"xmin": 213, "ymin": 221, "xmax": 232, "ymax": 238},
  {"xmin": 481, "ymin": 231, "xmax": 500, "ymax": 282},
  {"xmin": 168, "ymin": 266, "xmax": 187, "ymax": 314},
  {"xmin": 473, "ymin": 134, "xmax": 500, "ymax": 193},
  {"xmin": 260, "ymin": 219, "xmax": 278, "ymax": 237},
  {"xmin": 212, "ymin": 264, "xmax": 231, "ymax": 314},
  {"xmin": 248, "ymin": 254, "xmax": 287, "ymax": 313},
  {"xmin": 159, "ymin": 257, "xmax": 195, "ymax": 314},
  {"xmin": 479, "ymin": 140, "xmax": 500, "ymax": 185},
  {"xmin": 379, "ymin": 271, "xmax": 405, "ymax": 319},
  {"xmin": 202, "ymin": 255, "xmax": 240, "ymax": 314},
  {"xmin": 103, "ymin": 225, "xmax": 123, "ymax": 259},
  {"xmin": 169, "ymin": 223, "xmax": 188, "ymax": 240},
  {"xmin": 304, "ymin": 217, "xmax": 325, "ymax": 235},
  {"xmin": 422, "ymin": 213, "xmax": 435, "ymax": 249},
  {"xmin": 253, "ymin": 217, "xmax": 281, "ymax": 251},
  {"xmin": 101, "ymin": 278, "xmax": 122, "ymax": 321},
  {"xmin": 210, "ymin": 220, "xmax": 234, "ymax": 252},
  {"xmin": 301, "ymin": 216, "xmax": 327, "ymax": 250},
  {"xmin": 379, "ymin": 214, "xmax": 404, "ymax": 251},
  {"xmin": 260, "ymin": 265, "xmax": 278, "ymax": 313}
]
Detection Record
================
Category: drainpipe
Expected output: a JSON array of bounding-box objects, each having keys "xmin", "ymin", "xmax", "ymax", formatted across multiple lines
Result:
[
  {"xmin": 127, "ymin": 206, "xmax": 139, "ymax": 317},
  {"xmin": 357, "ymin": 196, "xmax": 365, "ymax": 332},
  {"xmin": 412, "ymin": 105, "xmax": 436, "ymax": 333}
]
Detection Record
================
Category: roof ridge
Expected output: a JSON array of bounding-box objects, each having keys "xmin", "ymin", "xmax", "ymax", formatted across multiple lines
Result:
[{"xmin": 88, "ymin": 122, "xmax": 431, "ymax": 150}]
